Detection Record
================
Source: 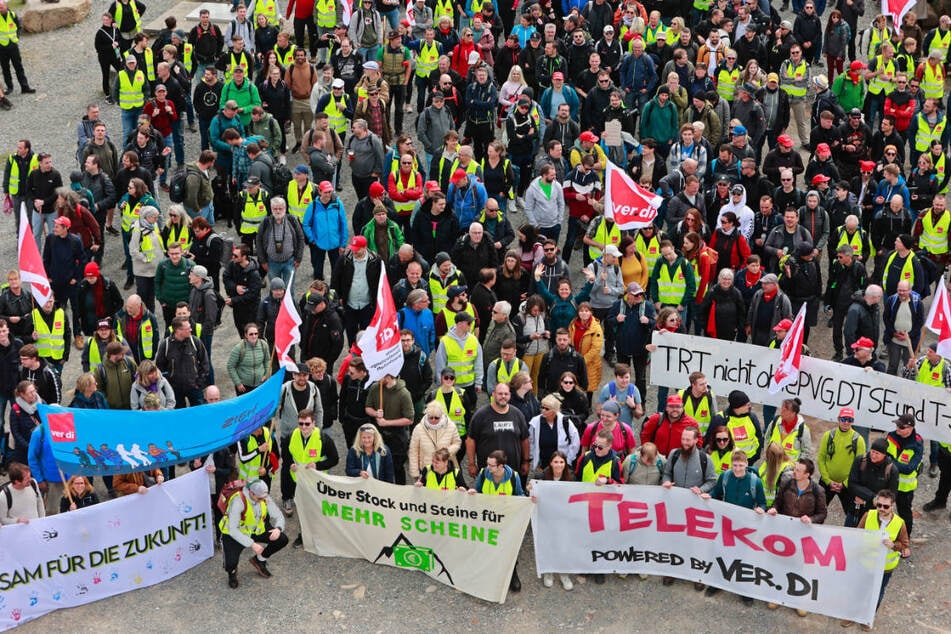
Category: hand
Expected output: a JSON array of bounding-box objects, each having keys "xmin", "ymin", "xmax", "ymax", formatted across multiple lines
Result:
[
  {"xmin": 882, "ymin": 538, "xmax": 894, "ymax": 549},
  {"xmin": 800, "ymin": 515, "xmax": 811, "ymax": 524},
  {"xmin": 268, "ymin": 528, "xmax": 282, "ymax": 541},
  {"xmin": 138, "ymin": 485, "xmax": 148, "ymax": 494},
  {"xmin": 38, "ymin": 481, "xmax": 48, "ymax": 494},
  {"xmin": 414, "ymin": 481, "xmax": 423, "ymax": 487},
  {"xmin": 291, "ymin": 463, "xmax": 298, "ymax": 472},
  {"xmin": 690, "ymin": 486, "xmax": 702, "ymax": 496},
  {"xmin": 69, "ymin": 502, "xmax": 77, "ymax": 511},
  {"xmin": 236, "ymin": 384, "xmax": 246, "ymax": 394},
  {"xmin": 251, "ymin": 542, "xmax": 265, "ymax": 555},
  {"xmin": 754, "ymin": 507, "xmax": 764, "ymax": 514},
  {"xmin": 854, "ymin": 496, "xmax": 864, "ymax": 505},
  {"xmin": 475, "ymin": 386, "xmax": 482, "ymax": 393},
  {"xmin": 700, "ymin": 493, "xmax": 711, "ymax": 499},
  {"xmin": 257, "ymin": 466, "xmax": 267, "ymax": 476},
  {"xmin": 575, "ymin": 193, "xmax": 585, "ymax": 201},
  {"xmin": 616, "ymin": 313, "xmax": 626, "ymax": 322},
  {"xmin": 468, "ymin": 461, "xmax": 478, "ymax": 477},
  {"xmin": 360, "ymin": 470, "xmax": 370, "ymax": 479},
  {"xmin": 767, "ymin": 508, "xmax": 778, "ymax": 515},
  {"xmin": 16, "ymin": 517, "xmax": 30, "ymax": 524},
  {"xmin": 640, "ymin": 315, "xmax": 649, "ymax": 324},
  {"xmin": 595, "ymin": 475, "xmax": 607, "ymax": 486},
  {"xmin": 236, "ymin": 285, "xmax": 246, "ymax": 294},
  {"xmin": 662, "ymin": 481, "xmax": 673, "ymax": 489},
  {"xmin": 205, "ymin": 464, "xmax": 216, "ymax": 473}
]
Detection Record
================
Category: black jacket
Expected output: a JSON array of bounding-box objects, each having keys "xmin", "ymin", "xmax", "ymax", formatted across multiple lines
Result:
[
  {"xmin": 331, "ymin": 251, "xmax": 382, "ymax": 310},
  {"xmin": 155, "ymin": 334, "xmax": 210, "ymax": 390},
  {"xmin": 699, "ymin": 284, "xmax": 747, "ymax": 340},
  {"xmin": 538, "ymin": 346, "xmax": 587, "ymax": 395},
  {"xmin": 0, "ymin": 288, "xmax": 34, "ymax": 340},
  {"xmin": 300, "ymin": 307, "xmax": 344, "ymax": 363},
  {"xmin": 409, "ymin": 201, "xmax": 460, "ymax": 263},
  {"xmin": 222, "ymin": 258, "xmax": 263, "ymax": 314},
  {"xmin": 77, "ymin": 276, "xmax": 125, "ymax": 335},
  {"xmin": 18, "ymin": 360, "xmax": 62, "ymax": 404}
]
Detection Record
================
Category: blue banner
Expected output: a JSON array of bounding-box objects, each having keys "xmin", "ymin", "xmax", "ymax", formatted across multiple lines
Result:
[{"xmin": 38, "ymin": 373, "xmax": 283, "ymax": 476}]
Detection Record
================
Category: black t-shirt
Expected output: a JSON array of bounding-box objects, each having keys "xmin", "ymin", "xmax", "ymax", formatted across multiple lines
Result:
[
  {"xmin": 468, "ymin": 404, "xmax": 528, "ymax": 468},
  {"xmin": 537, "ymin": 418, "xmax": 559, "ymax": 469},
  {"xmin": 291, "ymin": 383, "xmax": 311, "ymax": 413}
]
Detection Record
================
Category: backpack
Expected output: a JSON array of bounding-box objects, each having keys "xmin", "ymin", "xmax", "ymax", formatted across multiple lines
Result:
[
  {"xmin": 668, "ymin": 447, "xmax": 710, "ymax": 475},
  {"xmin": 824, "ymin": 428, "xmax": 859, "ymax": 459},
  {"xmin": 216, "ymin": 479, "xmax": 247, "ymax": 515},
  {"xmin": 2, "ymin": 479, "xmax": 41, "ymax": 510},
  {"xmin": 168, "ymin": 166, "xmax": 195, "ymax": 203},
  {"xmin": 216, "ymin": 233, "xmax": 234, "ymax": 269},
  {"xmin": 271, "ymin": 162, "xmax": 293, "ymax": 200},
  {"xmin": 722, "ymin": 469, "xmax": 759, "ymax": 501}
]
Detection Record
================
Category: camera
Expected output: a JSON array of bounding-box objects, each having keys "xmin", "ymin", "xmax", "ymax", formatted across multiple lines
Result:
[{"xmin": 392, "ymin": 545, "xmax": 435, "ymax": 572}]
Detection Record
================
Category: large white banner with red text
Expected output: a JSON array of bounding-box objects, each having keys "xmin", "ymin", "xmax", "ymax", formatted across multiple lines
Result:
[{"xmin": 532, "ymin": 482, "xmax": 885, "ymax": 626}]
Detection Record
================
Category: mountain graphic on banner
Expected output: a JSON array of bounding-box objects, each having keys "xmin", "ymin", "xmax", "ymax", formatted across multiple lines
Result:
[{"xmin": 372, "ymin": 532, "xmax": 455, "ymax": 585}]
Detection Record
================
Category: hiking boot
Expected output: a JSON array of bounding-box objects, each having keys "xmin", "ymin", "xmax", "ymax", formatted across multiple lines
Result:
[
  {"xmin": 20, "ymin": 86, "xmax": 36, "ymax": 94},
  {"xmin": 228, "ymin": 571, "xmax": 239, "ymax": 588},
  {"xmin": 107, "ymin": 226, "xmax": 119, "ymax": 236},
  {"xmin": 248, "ymin": 556, "xmax": 272, "ymax": 578},
  {"xmin": 593, "ymin": 574, "xmax": 605, "ymax": 584},
  {"xmin": 509, "ymin": 569, "xmax": 521, "ymax": 592},
  {"xmin": 929, "ymin": 463, "xmax": 940, "ymax": 478},
  {"xmin": 293, "ymin": 534, "xmax": 303, "ymax": 548},
  {"xmin": 0, "ymin": 97, "xmax": 11, "ymax": 110},
  {"xmin": 282, "ymin": 499, "xmax": 294, "ymax": 516},
  {"xmin": 922, "ymin": 499, "xmax": 946, "ymax": 511}
]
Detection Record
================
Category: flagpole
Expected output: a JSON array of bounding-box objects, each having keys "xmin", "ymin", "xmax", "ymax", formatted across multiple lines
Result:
[{"xmin": 59, "ymin": 468, "xmax": 75, "ymax": 508}]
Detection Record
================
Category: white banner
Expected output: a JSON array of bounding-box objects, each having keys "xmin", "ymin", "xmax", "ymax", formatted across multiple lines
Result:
[
  {"xmin": 649, "ymin": 331, "xmax": 951, "ymax": 443},
  {"xmin": 0, "ymin": 470, "xmax": 213, "ymax": 630},
  {"xmin": 295, "ymin": 470, "xmax": 533, "ymax": 603},
  {"xmin": 532, "ymin": 482, "xmax": 885, "ymax": 626}
]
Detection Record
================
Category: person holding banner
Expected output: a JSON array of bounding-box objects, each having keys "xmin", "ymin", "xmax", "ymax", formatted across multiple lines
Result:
[
  {"xmin": 758, "ymin": 442, "xmax": 794, "ymax": 506},
  {"xmin": 416, "ymin": 447, "xmax": 468, "ymax": 491},
  {"xmin": 846, "ymin": 438, "xmax": 899, "ymax": 528},
  {"xmin": 885, "ymin": 413, "xmax": 924, "ymax": 535},
  {"xmin": 0, "ymin": 462, "xmax": 44, "ymax": 524},
  {"xmin": 60, "ymin": 475, "xmax": 100, "ymax": 512},
  {"xmin": 528, "ymin": 393, "xmax": 580, "ymax": 474},
  {"xmin": 679, "ymin": 372, "xmax": 717, "ymax": 437},
  {"xmin": 346, "ymin": 424, "xmax": 396, "ymax": 483},
  {"xmin": 221, "ymin": 479, "xmax": 289, "ymax": 589},
  {"xmin": 472, "ymin": 449, "xmax": 525, "ymax": 591},
  {"xmin": 762, "ymin": 397, "xmax": 814, "ymax": 463},
  {"xmin": 364, "ymin": 374, "xmax": 415, "ymax": 485},
  {"xmin": 288, "ymin": 408, "xmax": 339, "ymax": 546},
  {"xmin": 706, "ymin": 390, "xmax": 762, "ymax": 462}
]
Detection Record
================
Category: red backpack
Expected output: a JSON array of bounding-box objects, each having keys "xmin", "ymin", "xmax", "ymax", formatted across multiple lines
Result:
[{"xmin": 216, "ymin": 479, "xmax": 247, "ymax": 515}]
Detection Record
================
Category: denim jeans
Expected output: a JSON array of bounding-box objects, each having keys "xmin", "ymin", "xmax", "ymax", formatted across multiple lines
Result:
[
  {"xmin": 31, "ymin": 211, "xmax": 55, "ymax": 251},
  {"xmin": 121, "ymin": 107, "xmax": 142, "ymax": 143},
  {"xmin": 198, "ymin": 116, "xmax": 212, "ymax": 151},
  {"xmin": 381, "ymin": 8, "xmax": 399, "ymax": 29},
  {"xmin": 267, "ymin": 258, "xmax": 296, "ymax": 286}
]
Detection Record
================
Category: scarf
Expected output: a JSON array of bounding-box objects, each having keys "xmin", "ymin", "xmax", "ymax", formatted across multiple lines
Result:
[
  {"xmin": 15, "ymin": 396, "xmax": 38, "ymax": 415},
  {"xmin": 706, "ymin": 300, "xmax": 718, "ymax": 338},
  {"xmin": 424, "ymin": 417, "xmax": 444, "ymax": 431},
  {"xmin": 763, "ymin": 287, "xmax": 777, "ymax": 302}
]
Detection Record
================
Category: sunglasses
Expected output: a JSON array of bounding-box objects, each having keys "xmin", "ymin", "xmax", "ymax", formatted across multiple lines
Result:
[
  {"xmin": 839, "ymin": 417, "xmax": 854, "ymax": 422},
  {"xmin": 875, "ymin": 503, "xmax": 891, "ymax": 510},
  {"xmin": 562, "ymin": 380, "xmax": 575, "ymax": 385},
  {"xmin": 715, "ymin": 437, "xmax": 730, "ymax": 443},
  {"xmin": 593, "ymin": 444, "xmax": 610, "ymax": 450}
]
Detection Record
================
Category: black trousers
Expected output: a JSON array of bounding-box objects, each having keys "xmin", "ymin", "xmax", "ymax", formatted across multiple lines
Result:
[
  {"xmin": 933, "ymin": 447, "xmax": 951, "ymax": 505},
  {"xmin": 0, "ymin": 44, "xmax": 29, "ymax": 90},
  {"xmin": 222, "ymin": 530, "xmax": 289, "ymax": 573},
  {"xmin": 293, "ymin": 17, "xmax": 318, "ymax": 55},
  {"xmin": 896, "ymin": 490, "xmax": 914, "ymax": 535},
  {"xmin": 467, "ymin": 120, "xmax": 494, "ymax": 162},
  {"xmin": 389, "ymin": 83, "xmax": 406, "ymax": 135}
]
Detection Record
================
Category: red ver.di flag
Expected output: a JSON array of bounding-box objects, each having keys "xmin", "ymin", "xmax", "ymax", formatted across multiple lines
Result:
[
  {"xmin": 274, "ymin": 270, "xmax": 303, "ymax": 372},
  {"xmin": 925, "ymin": 273, "xmax": 951, "ymax": 359},
  {"xmin": 18, "ymin": 203, "xmax": 54, "ymax": 306},
  {"xmin": 357, "ymin": 264, "xmax": 404, "ymax": 382},
  {"xmin": 603, "ymin": 161, "xmax": 660, "ymax": 229},
  {"xmin": 769, "ymin": 304, "xmax": 807, "ymax": 394},
  {"xmin": 882, "ymin": 0, "xmax": 916, "ymax": 32}
]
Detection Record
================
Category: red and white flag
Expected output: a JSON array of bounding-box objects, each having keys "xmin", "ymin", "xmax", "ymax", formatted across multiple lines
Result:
[
  {"xmin": 768, "ymin": 304, "xmax": 808, "ymax": 394},
  {"xmin": 341, "ymin": 0, "xmax": 353, "ymax": 26},
  {"xmin": 17, "ymin": 203, "xmax": 53, "ymax": 306},
  {"xmin": 925, "ymin": 274, "xmax": 951, "ymax": 359},
  {"xmin": 882, "ymin": 0, "xmax": 916, "ymax": 33},
  {"xmin": 406, "ymin": 0, "xmax": 415, "ymax": 25},
  {"xmin": 357, "ymin": 264, "xmax": 404, "ymax": 383},
  {"xmin": 274, "ymin": 271, "xmax": 303, "ymax": 373},
  {"xmin": 603, "ymin": 160, "xmax": 661, "ymax": 229}
]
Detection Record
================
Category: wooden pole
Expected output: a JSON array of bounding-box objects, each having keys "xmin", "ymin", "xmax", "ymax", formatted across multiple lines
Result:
[{"xmin": 59, "ymin": 468, "xmax": 74, "ymax": 508}]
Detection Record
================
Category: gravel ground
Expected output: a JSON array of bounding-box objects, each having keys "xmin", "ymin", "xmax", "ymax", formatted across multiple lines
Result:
[{"xmin": 3, "ymin": 2, "xmax": 951, "ymax": 631}]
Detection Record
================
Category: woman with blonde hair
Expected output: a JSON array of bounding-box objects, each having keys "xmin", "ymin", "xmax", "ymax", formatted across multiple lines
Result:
[
  {"xmin": 740, "ymin": 59, "xmax": 766, "ymax": 88},
  {"xmin": 69, "ymin": 372, "xmax": 109, "ymax": 410},
  {"xmin": 528, "ymin": 393, "xmax": 580, "ymax": 475},
  {"xmin": 60, "ymin": 475, "xmax": 100, "ymax": 512},
  {"xmin": 758, "ymin": 441, "xmax": 794, "ymax": 506},
  {"xmin": 160, "ymin": 203, "xmax": 194, "ymax": 255},
  {"xmin": 130, "ymin": 359, "xmax": 176, "ymax": 410},
  {"xmin": 345, "ymin": 423, "xmax": 395, "ymax": 482},
  {"xmin": 568, "ymin": 302, "xmax": 604, "ymax": 401},
  {"xmin": 408, "ymin": 400, "xmax": 462, "ymax": 480}
]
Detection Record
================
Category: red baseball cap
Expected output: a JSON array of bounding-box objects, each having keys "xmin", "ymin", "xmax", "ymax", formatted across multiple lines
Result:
[
  {"xmin": 54, "ymin": 216, "xmax": 71, "ymax": 228},
  {"xmin": 777, "ymin": 134, "xmax": 794, "ymax": 148},
  {"xmin": 773, "ymin": 318, "xmax": 793, "ymax": 331},
  {"xmin": 811, "ymin": 174, "xmax": 831, "ymax": 185},
  {"xmin": 369, "ymin": 182, "xmax": 385, "ymax": 197},
  {"xmin": 552, "ymin": 71, "xmax": 564, "ymax": 81},
  {"xmin": 579, "ymin": 131, "xmax": 599, "ymax": 143},
  {"xmin": 838, "ymin": 407, "xmax": 855, "ymax": 419},
  {"xmin": 666, "ymin": 394, "xmax": 683, "ymax": 407},
  {"xmin": 851, "ymin": 336, "xmax": 875, "ymax": 349},
  {"xmin": 318, "ymin": 180, "xmax": 334, "ymax": 193},
  {"xmin": 452, "ymin": 168, "xmax": 468, "ymax": 182},
  {"xmin": 350, "ymin": 235, "xmax": 368, "ymax": 250},
  {"xmin": 815, "ymin": 143, "xmax": 831, "ymax": 155},
  {"xmin": 425, "ymin": 180, "xmax": 441, "ymax": 192}
]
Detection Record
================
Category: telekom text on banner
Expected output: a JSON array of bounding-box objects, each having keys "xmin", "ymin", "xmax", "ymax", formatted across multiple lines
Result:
[
  {"xmin": 294, "ymin": 470, "xmax": 533, "ymax": 603},
  {"xmin": 649, "ymin": 331, "xmax": 951, "ymax": 443},
  {"xmin": 0, "ymin": 470, "xmax": 213, "ymax": 631},
  {"xmin": 532, "ymin": 482, "xmax": 885, "ymax": 626}
]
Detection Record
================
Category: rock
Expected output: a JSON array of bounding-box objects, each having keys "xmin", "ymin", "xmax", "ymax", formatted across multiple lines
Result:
[
  {"xmin": 332, "ymin": 610, "xmax": 344, "ymax": 619},
  {"xmin": 21, "ymin": 0, "xmax": 90, "ymax": 33},
  {"xmin": 352, "ymin": 585, "xmax": 366, "ymax": 599},
  {"xmin": 425, "ymin": 585, "xmax": 437, "ymax": 593},
  {"xmin": 340, "ymin": 583, "xmax": 358, "ymax": 590}
]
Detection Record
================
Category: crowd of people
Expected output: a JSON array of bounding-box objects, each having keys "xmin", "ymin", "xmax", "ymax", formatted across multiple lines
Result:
[{"xmin": 2, "ymin": 0, "xmax": 951, "ymax": 623}]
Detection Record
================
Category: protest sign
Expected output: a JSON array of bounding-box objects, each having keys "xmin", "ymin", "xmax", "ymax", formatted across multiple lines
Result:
[
  {"xmin": 649, "ymin": 331, "xmax": 951, "ymax": 443},
  {"xmin": 38, "ymin": 372, "xmax": 283, "ymax": 476},
  {"xmin": 295, "ymin": 470, "xmax": 532, "ymax": 603},
  {"xmin": 532, "ymin": 481, "xmax": 885, "ymax": 625},
  {"xmin": 0, "ymin": 470, "xmax": 213, "ymax": 630}
]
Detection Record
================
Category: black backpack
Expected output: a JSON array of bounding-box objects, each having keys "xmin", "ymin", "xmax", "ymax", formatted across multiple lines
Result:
[
  {"xmin": 168, "ymin": 166, "xmax": 193, "ymax": 203},
  {"xmin": 271, "ymin": 162, "xmax": 293, "ymax": 199}
]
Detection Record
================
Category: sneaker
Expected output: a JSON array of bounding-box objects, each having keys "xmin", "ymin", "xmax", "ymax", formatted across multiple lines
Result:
[
  {"xmin": 560, "ymin": 574, "xmax": 573, "ymax": 590},
  {"xmin": 105, "ymin": 96, "xmax": 115, "ymax": 105},
  {"xmin": 662, "ymin": 577, "xmax": 674, "ymax": 586},
  {"xmin": 509, "ymin": 570, "xmax": 521, "ymax": 592},
  {"xmin": 767, "ymin": 603, "xmax": 779, "ymax": 609},
  {"xmin": 922, "ymin": 499, "xmax": 947, "ymax": 511},
  {"xmin": 106, "ymin": 227, "xmax": 120, "ymax": 236},
  {"xmin": 403, "ymin": 104, "xmax": 412, "ymax": 113},
  {"xmin": 693, "ymin": 582, "xmax": 706, "ymax": 591},
  {"xmin": 248, "ymin": 556, "xmax": 272, "ymax": 578},
  {"xmin": 542, "ymin": 573, "xmax": 553, "ymax": 588},
  {"xmin": 160, "ymin": 183, "xmax": 170, "ymax": 193},
  {"xmin": 704, "ymin": 586, "xmax": 720, "ymax": 597},
  {"xmin": 293, "ymin": 534, "xmax": 303, "ymax": 548},
  {"xmin": 742, "ymin": 596, "xmax": 754, "ymax": 606},
  {"xmin": 929, "ymin": 463, "xmax": 940, "ymax": 478},
  {"xmin": 20, "ymin": 86, "xmax": 35, "ymax": 94},
  {"xmin": 860, "ymin": 625, "xmax": 871, "ymax": 632},
  {"xmin": 123, "ymin": 280, "xmax": 134, "ymax": 290},
  {"xmin": 283, "ymin": 499, "xmax": 294, "ymax": 516},
  {"xmin": 228, "ymin": 571, "xmax": 239, "ymax": 588},
  {"xmin": 189, "ymin": 123, "xmax": 198, "ymax": 133}
]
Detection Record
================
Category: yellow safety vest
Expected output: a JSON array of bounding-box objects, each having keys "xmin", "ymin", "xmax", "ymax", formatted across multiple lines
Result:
[
  {"xmin": 219, "ymin": 490, "xmax": 267, "ymax": 536},
  {"xmin": 867, "ymin": 56, "xmax": 896, "ymax": 95},
  {"xmin": 758, "ymin": 459, "xmax": 793, "ymax": 506},
  {"xmin": 165, "ymin": 223, "xmax": 193, "ymax": 253},
  {"xmin": 87, "ymin": 339, "xmax": 106, "ymax": 371},
  {"xmin": 781, "ymin": 60, "xmax": 808, "ymax": 98},
  {"xmin": 225, "ymin": 52, "xmax": 250, "ymax": 81},
  {"xmin": 416, "ymin": 41, "xmax": 440, "ymax": 78},
  {"xmin": 240, "ymin": 189, "xmax": 269, "ymax": 234},
  {"xmin": 392, "ymin": 172, "xmax": 420, "ymax": 215},
  {"xmin": 255, "ymin": 0, "xmax": 279, "ymax": 25},
  {"xmin": 928, "ymin": 29, "xmax": 951, "ymax": 61},
  {"xmin": 5, "ymin": 154, "xmax": 38, "ymax": 196},
  {"xmin": 441, "ymin": 332, "xmax": 479, "ymax": 386},
  {"xmin": 934, "ymin": 152, "xmax": 949, "ymax": 194},
  {"xmin": 588, "ymin": 217, "xmax": 622, "ymax": 260},
  {"xmin": 238, "ymin": 428, "xmax": 272, "ymax": 481},
  {"xmin": 322, "ymin": 94, "xmax": 350, "ymax": 134},
  {"xmin": 644, "ymin": 23, "xmax": 666, "ymax": 47},
  {"xmin": 921, "ymin": 62, "xmax": 945, "ymax": 100},
  {"xmin": 635, "ymin": 232, "xmax": 661, "ymax": 275},
  {"xmin": 836, "ymin": 228, "xmax": 868, "ymax": 260},
  {"xmin": 274, "ymin": 44, "xmax": 296, "ymax": 68},
  {"xmin": 0, "ymin": 11, "xmax": 18, "ymax": 46},
  {"xmin": 424, "ymin": 468, "xmax": 458, "ymax": 490},
  {"xmin": 166, "ymin": 323, "xmax": 202, "ymax": 337},
  {"xmin": 32, "ymin": 308, "xmax": 66, "ymax": 361},
  {"xmin": 920, "ymin": 209, "xmax": 951, "ymax": 255},
  {"xmin": 118, "ymin": 70, "xmax": 146, "ymax": 110},
  {"xmin": 716, "ymin": 65, "xmax": 740, "ymax": 102},
  {"xmin": 864, "ymin": 510, "xmax": 904, "ymax": 571},
  {"xmin": 495, "ymin": 358, "xmax": 521, "ymax": 384},
  {"xmin": 581, "ymin": 456, "xmax": 615, "ymax": 483},
  {"xmin": 884, "ymin": 251, "xmax": 916, "ymax": 286},
  {"xmin": 142, "ymin": 47, "xmax": 155, "ymax": 82},
  {"xmin": 656, "ymin": 260, "xmax": 687, "ymax": 306},
  {"xmin": 914, "ymin": 112, "xmax": 947, "ymax": 152},
  {"xmin": 428, "ymin": 271, "xmax": 461, "ymax": 313},
  {"xmin": 440, "ymin": 303, "xmax": 475, "ymax": 330},
  {"xmin": 434, "ymin": 0, "xmax": 453, "ymax": 20},
  {"xmin": 680, "ymin": 389, "xmax": 715, "ymax": 436},
  {"xmin": 449, "ymin": 158, "xmax": 480, "ymax": 178},
  {"xmin": 917, "ymin": 356, "xmax": 945, "ymax": 386},
  {"xmin": 693, "ymin": 0, "xmax": 712, "ymax": 10},
  {"xmin": 286, "ymin": 181, "xmax": 314, "ymax": 220},
  {"xmin": 116, "ymin": 317, "xmax": 155, "ymax": 359},
  {"xmin": 114, "ymin": 0, "xmax": 142, "ymax": 33},
  {"xmin": 315, "ymin": 0, "xmax": 336, "ymax": 28},
  {"xmin": 868, "ymin": 27, "xmax": 888, "ymax": 57},
  {"xmin": 886, "ymin": 436, "xmax": 919, "ymax": 492},
  {"xmin": 768, "ymin": 419, "xmax": 805, "ymax": 462},
  {"xmin": 710, "ymin": 448, "xmax": 731, "ymax": 475},
  {"xmin": 288, "ymin": 429, "xmax": 324, "ymax": 481},
  {"xmin": 439, "ymin": 387, "xmax": 466, "ymax": 435},
  {"xmin": 480, "ymin": 472, "xmax": 514, "ymax": 495},
  {"xmin": 182, "ymin": 43, "xmax": 194, "ymax": 74},
  {"xmin": 722, "ymin": 412, "xmax": 760, "ymax": 459},
  {"xmin": 138, "ymin": 229, "xmax": 158, "ymax": 262}
]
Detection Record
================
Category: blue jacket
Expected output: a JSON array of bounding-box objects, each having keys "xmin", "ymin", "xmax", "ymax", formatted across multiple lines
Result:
[
  {"xmin": 303, "ymin": 195, "xmax": 348, "ymax": 250},
  {"xmin": 465, "ymin": 80, "xmax": 499, "ymax": 124},
  {"xmin": 872, "ymin": 176, "xmax": 911, "ymax": 216},
  {"xmin": 474, "ymin": 464, "xmax": 525, "ymax": 495},
  {"xmin": 28, "ymin": 424, "xmax": 70, "ymax": 485},
  {"xmin": 511, "ymin": 24, "xmax": 536, "ymax": 49},
  {"xmin": 208, "ymin": 111, "xmax": 245, "ymax": 170},
  {"xmin": 345, "ymin": 447, "xmax": 396, "ymax": 483},
  {"xmin": 42, "ymin": 233, "xmax": 84, "ymax": 286},
  {"xmin": 882, "ymin": 290, "xmax": 925, "ymax": 349},
  {"xmin": 447, "ymin": 175, "xmax": 488, "ymax": 229},
  {"xmin": 619, "ymin": 52, "xmax": 657, "ymax": 95},
  {"xmin": 540, "ymin": 85, "xmax": 581, "ymax": 122},
  {"xmin": 398, "ymin": 305, "xmax": 436, "ymax": 356}
]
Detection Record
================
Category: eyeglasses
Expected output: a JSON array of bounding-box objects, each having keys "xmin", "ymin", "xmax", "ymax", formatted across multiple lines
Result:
[
  {"xmin": 442, "ymin": 375, "xmax": 455, "ymax": 381},
  {"xmin": 885, "ymin": 151, "xmax": 896, "ymax": 156},
  {"xmin": 593, "ymin": 444, "xmax": 610, "ymax": 450},
  {"xmin": 875, "ymin": 503, "xmax": 892, "ymax": 510},
  {"xmin": 426, "ymin": 415, "xmax": 441, "ymax": 421},
  {"xmin": 561, "ymin": 379, "xmax": 575, "ymax": 385},
  {"xmin": 298, "ymin": 421, "xmax": 313, "ymax": 427},
  {"xmin": 540, "ymin": 405, "xmax": 552, "ymax": 411},
  {"xmin": 781, "ymin": 177, "xmax": 792, "ymax": 182},
  {"xmin": 231, "ymin": 253, "xmax": 241, "ymax": 258},
  {"xmin": 400, "ymin": 161, "xmax": 413, "ymax": 165},
  {"xmin": 715, "ymin": 437, "xmax": 730, "ymax": 443},
  {"xmin": 598, "ymin": 79, "xmax": 610, "ymax": 84},
  {"xmin": 543, "ymin": 247, "xmax": 556, "ymax": 252},
  {"xmin": 896, "ymin": 423, "xmax": 914, "ymax": 429}
]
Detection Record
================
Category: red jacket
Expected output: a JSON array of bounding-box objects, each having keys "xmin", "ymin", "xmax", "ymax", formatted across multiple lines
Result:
[
  {"xmin": 883, "ymin": 95, "xmax": 915, "ymax": 133},
  {"xmin": 63, "ymin": 205, "xmax": 102, "ymax": 250},
  {"xmin": 689, "ymin": 245, "xmax": 718, "ymax": 305},
  {"xmin": 387, "ymin": 170, "xmax": 423, "ymax": 214},
  {"xmin": 450, "ymin": 41, "xmax": 478, "ymax": 79},
  {"xmin": 286, "ymin": 0, "xmax": 316, "ymax": 19},
  {"xmin": 640, "ymin": 412, "xmax": 700, "ymax": 457}
]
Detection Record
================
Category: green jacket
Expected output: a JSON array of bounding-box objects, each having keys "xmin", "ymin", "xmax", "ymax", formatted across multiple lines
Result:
[
  {"xmin": 226, "ymin": 339, "xmax": 271, "ymax": 389},
  {"xmin": 155, "ymin": 257, "xmax": 194, "ymax": 306},
  {"xmin": 640, "ymin": 95, "xmax": 680, "ymax": 145},
  {"xmin": 361, "ymin": 218, "xmax": 405, "ymax": 259},
  {"xmin": 95, "ymin": 356, "xmax": 137, "ymax": 410},
  {"xmin": 831, "ymin": 72, "xmax": 866, "ymax": 113},
  {"xmin": 817, "ymin": 427, "xmax": 866, "ymax": 486}
]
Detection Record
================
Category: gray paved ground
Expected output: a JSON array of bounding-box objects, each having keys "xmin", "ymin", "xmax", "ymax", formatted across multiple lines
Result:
[{"xmin": 2, "ymin": 1, "xmax": 950, "ymax": 631}]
